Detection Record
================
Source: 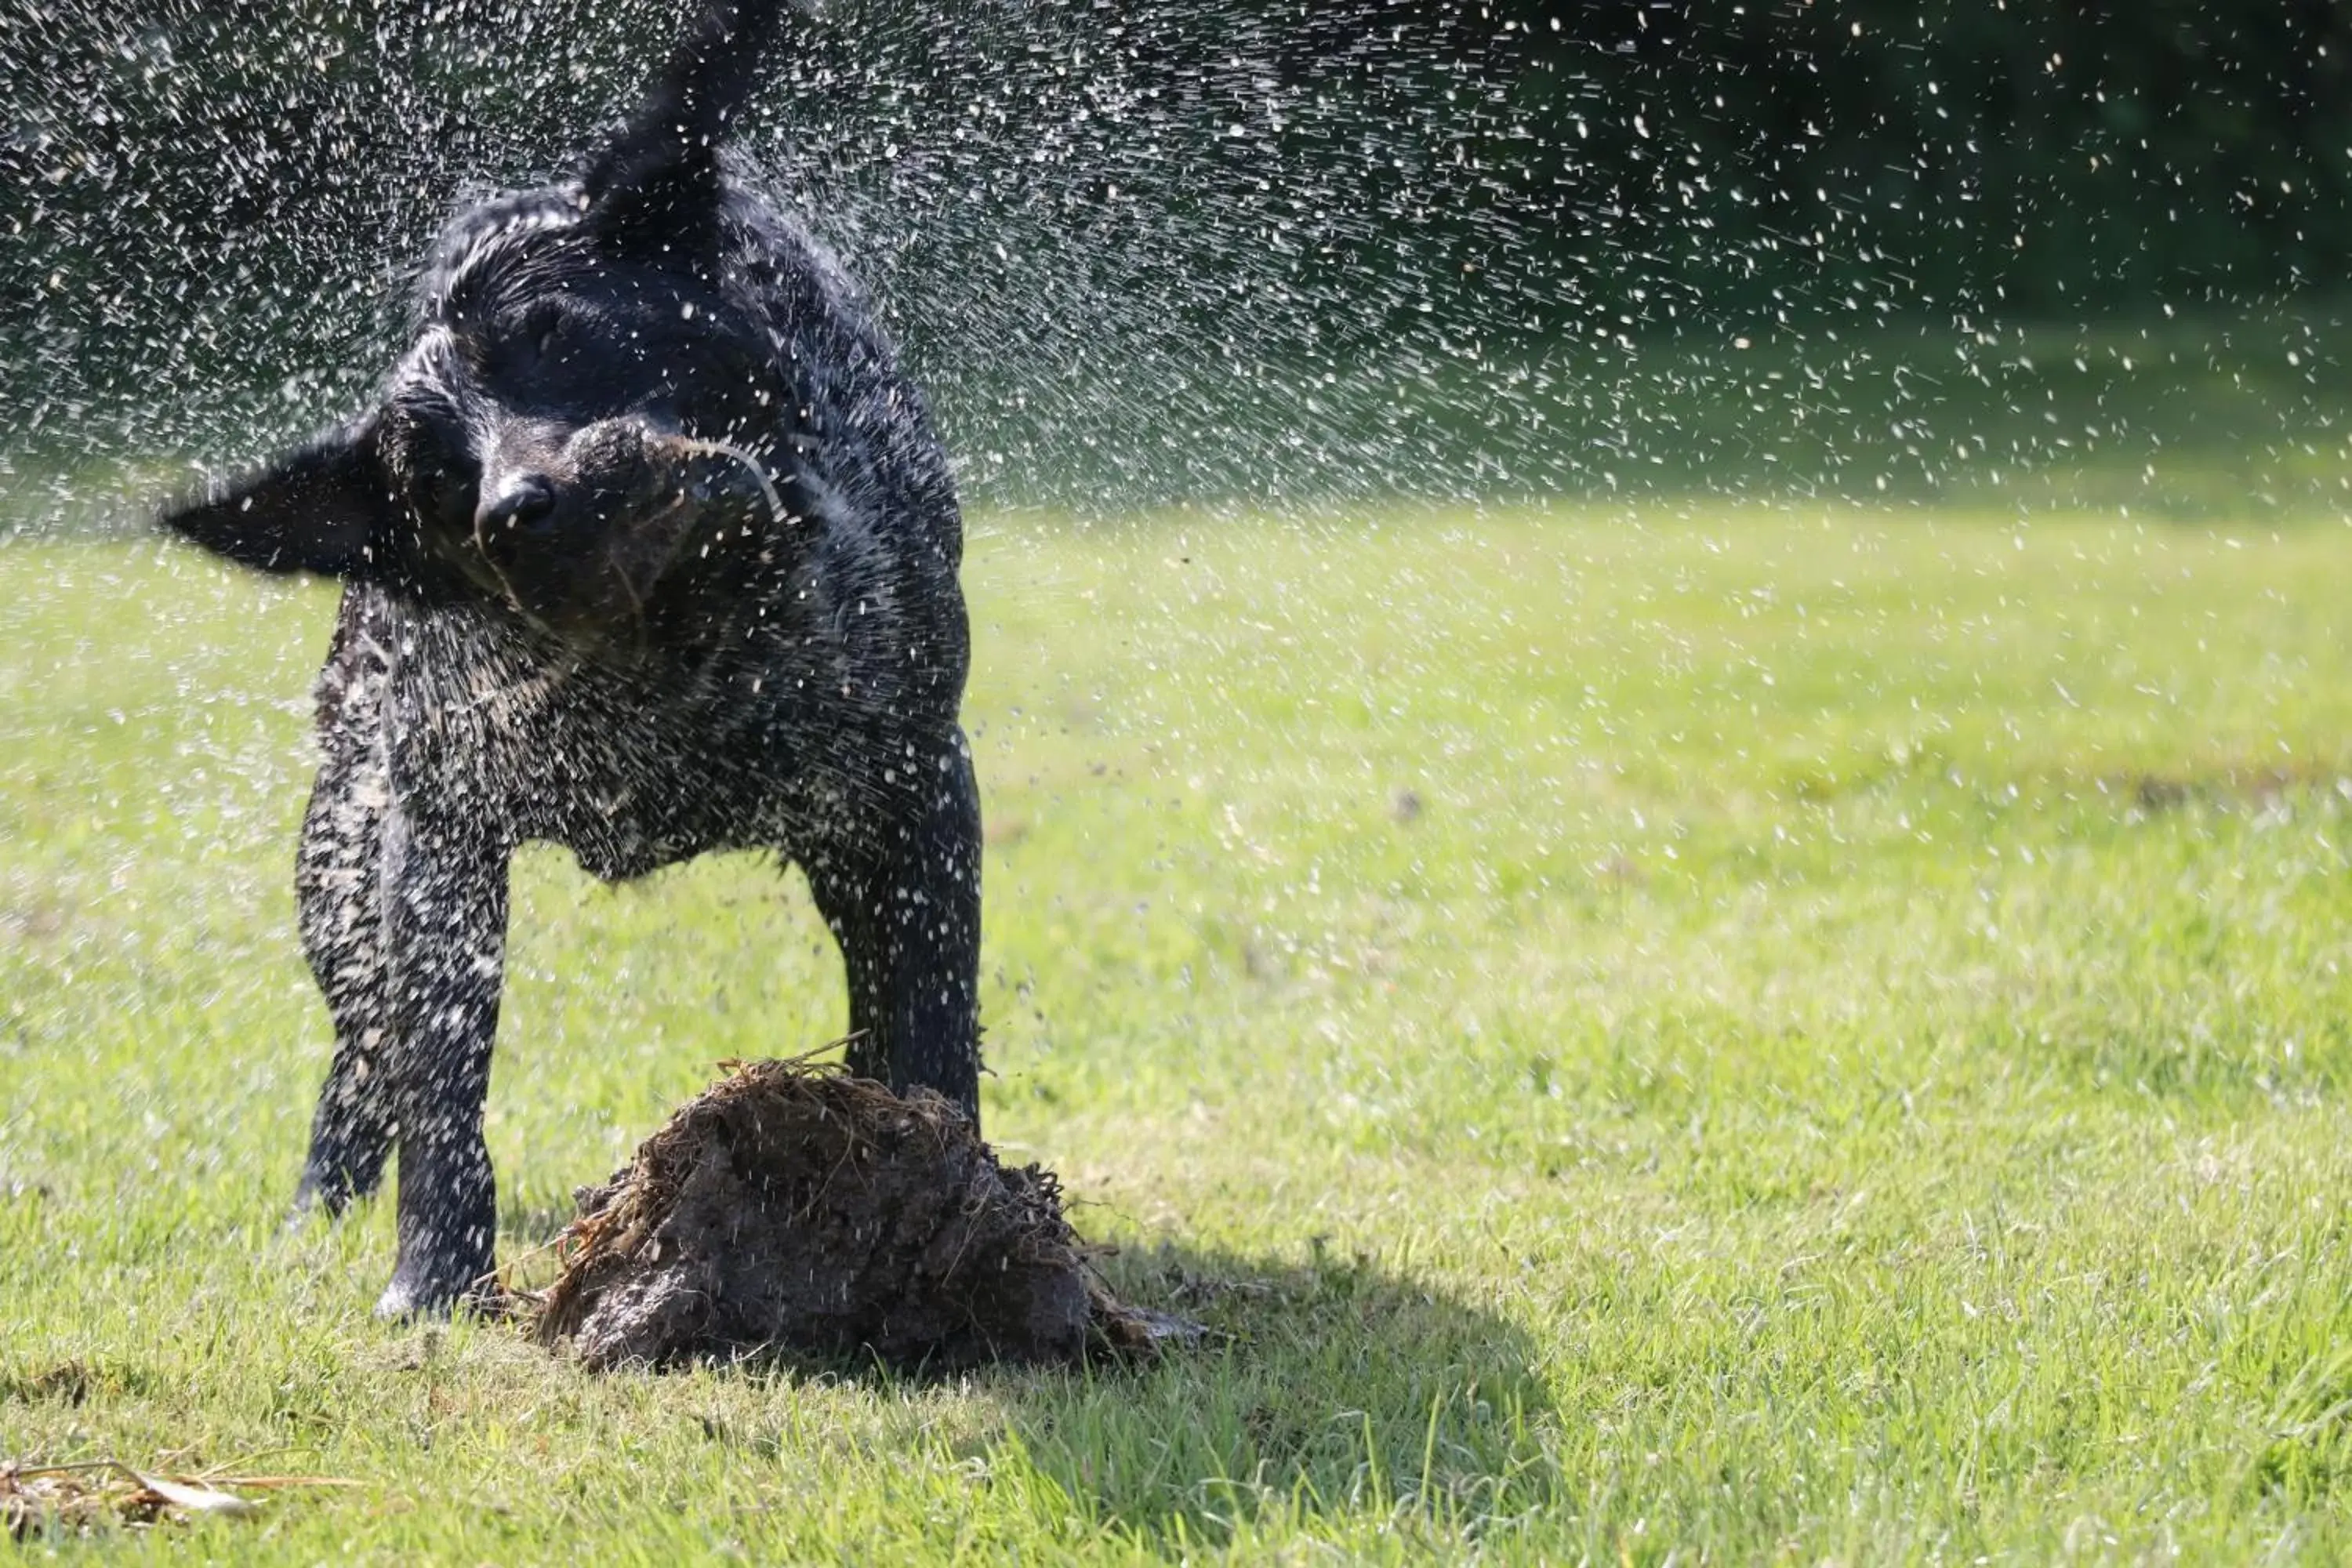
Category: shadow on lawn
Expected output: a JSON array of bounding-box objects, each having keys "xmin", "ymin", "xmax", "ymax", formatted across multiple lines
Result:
[
  {"xmin": 984, "ymin": 1239, "xmax": 1559, "ymax": 1546},
  {"xmin": 495, "ymin": 1156, "xmax": 1556, "ymax": 1543}
]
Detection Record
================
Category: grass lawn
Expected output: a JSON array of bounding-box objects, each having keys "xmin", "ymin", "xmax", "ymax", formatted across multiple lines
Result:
[{"xmin": 2, "ymin": 498, "xmax": 2350, "ymax": 1561}]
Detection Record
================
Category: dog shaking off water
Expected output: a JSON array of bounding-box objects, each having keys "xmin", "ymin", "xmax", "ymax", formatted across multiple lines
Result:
[{"xmin": 161, "ymin": 1, "xmax": 981, "ymax": 1316}]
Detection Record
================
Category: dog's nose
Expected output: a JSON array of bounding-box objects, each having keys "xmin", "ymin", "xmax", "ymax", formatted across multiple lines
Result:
[{"xmin": 477, "ymin": 474, "xmax": 559, "ymax": 536}]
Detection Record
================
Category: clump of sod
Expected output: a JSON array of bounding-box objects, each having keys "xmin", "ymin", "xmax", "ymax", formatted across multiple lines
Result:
[{"xmin": 528, "ymin": 1058, "xmax": 1171, "ymax": 1370}]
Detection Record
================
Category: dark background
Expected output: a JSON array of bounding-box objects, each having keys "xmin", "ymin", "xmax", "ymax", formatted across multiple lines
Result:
[{"xmin": 5, "ymin": 0, "xmax": 2350, "ymax": 510}]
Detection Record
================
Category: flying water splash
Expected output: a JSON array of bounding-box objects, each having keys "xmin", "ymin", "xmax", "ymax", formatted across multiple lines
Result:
[
  {"xmin": 2, "ymin": 0, "xmax": 2350, "ymax": 1409},
  {"xmin": 4, "ymin": 0, "xmax": 2350, "ymax": 525}
]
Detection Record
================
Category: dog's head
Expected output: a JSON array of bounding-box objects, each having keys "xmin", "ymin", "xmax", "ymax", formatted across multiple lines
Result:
[{"xmin": 162, "ymin": 2, "xmax": 797, "ymax": 644}]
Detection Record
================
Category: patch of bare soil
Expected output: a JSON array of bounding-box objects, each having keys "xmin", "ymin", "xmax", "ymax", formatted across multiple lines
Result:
[{"xmin": 528, "ymin": 1058, "xmax": 1184, "ymax": 1371}]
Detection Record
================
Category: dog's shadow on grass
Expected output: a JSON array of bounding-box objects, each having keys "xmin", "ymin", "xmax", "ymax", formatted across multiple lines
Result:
[
  {"xmin": 499, "ymin": 1187, "xmax": 1557, "ymax": 1542},
  {"xmin": 979, "ymin": 1239, "xmax": 1559, "ymax": 1544}
]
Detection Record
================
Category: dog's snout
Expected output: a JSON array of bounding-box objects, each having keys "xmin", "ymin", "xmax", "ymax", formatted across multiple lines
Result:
[{"xmin": 477, "ymin": 473, "xmax": 559, "ymax": 536}]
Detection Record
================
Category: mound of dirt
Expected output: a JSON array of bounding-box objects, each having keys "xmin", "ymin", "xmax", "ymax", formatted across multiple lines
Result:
[{"xmin": 529, "ymin": 1058, "xmax": 1171, "ymax": 1371}]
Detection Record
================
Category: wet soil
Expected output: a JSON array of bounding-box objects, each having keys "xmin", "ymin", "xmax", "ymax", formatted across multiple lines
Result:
[{"xmin": 530, "ymin": 1059, "xmax": 1171, "ymax": 1371}]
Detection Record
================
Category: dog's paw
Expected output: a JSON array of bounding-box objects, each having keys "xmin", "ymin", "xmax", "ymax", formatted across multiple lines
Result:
[
  {"xmin": 375, "ymin": 1254, "xmax": 503, "ymax": 1321},
  {"xmin": 286, "ymin": 1174, "xmax": 355, "ymax": 1232}
]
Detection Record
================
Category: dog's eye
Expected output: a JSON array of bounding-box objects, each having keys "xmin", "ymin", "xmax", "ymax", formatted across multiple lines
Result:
[
  {"xmin": 517, "ymin": 303, "xmax": 568, "ymax": 363},
  {"xmin": 385, "ymin": 405, "xmax": 445, "ymax": 469},
  {"xmin": 381, "ymin": 401, "xmax": 477, "ymax": 520}
]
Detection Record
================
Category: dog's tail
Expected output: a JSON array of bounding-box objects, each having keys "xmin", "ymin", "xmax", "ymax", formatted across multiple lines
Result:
[{"xmin": 579, "ymin": 0, "xmax": 797, "ymax": 248}]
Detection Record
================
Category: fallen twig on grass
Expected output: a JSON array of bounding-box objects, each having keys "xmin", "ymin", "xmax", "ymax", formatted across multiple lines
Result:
[{"xmin": 0, "ymin": 1457, "xmax": 358, "ymax": 1538}]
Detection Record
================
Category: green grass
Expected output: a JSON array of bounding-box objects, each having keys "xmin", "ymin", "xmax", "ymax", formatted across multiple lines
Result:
[
  {"xmin": 974, "ymin": 296, "xmax": 2352, "ymax": 515},
  {"xmin": 4, "ymin": 498, "xmax": 2352, "ymax": 1562}
]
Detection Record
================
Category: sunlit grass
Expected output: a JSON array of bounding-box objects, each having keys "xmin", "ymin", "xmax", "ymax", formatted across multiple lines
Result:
[{"xmin": 3, "ymin": 499, "xmax": 2351, "ymax": 1561}]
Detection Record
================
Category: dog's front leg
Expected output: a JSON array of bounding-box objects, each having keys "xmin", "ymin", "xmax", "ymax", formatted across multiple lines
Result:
[
  {"xmin": 291, "ymin": 733, "xmax": 398, "ymax": 1220},
  {"xmin": 372, "ymin": 798, "xmax": 512, "ymax": 1317},
  {"xmin": 804, "ymin": 726, "xmax": 984, "ymax": 1123}
]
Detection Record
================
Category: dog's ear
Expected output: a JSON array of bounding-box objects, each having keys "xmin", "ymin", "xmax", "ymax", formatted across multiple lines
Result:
[
  {"xmin": 160, "ymin": 415, "xmax": 397, "ymax": 578},
  {"xmin": 579, "ymin": 1, "xmax": 793, "ymax": 254}
]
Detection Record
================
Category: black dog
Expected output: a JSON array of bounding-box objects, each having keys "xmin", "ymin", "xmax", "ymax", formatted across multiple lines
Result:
[{"xmin": 160, "ymin": 1, "xmax": 980, "ymax": 1316}]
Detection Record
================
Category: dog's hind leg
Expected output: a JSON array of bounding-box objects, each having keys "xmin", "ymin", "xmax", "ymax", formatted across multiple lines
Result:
[
  {"xmin": 291, "ymin": 603, "xmax": 398, "ymax": 1218},
  {"xmin": 803, "ymin": 726, "xmax": 984, "ymax": 1123}
]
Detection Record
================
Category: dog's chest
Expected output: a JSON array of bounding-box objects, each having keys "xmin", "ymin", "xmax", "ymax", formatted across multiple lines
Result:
[{"xmin": 354, "ymin": 593, "xmax": 806, "ymax": 875}]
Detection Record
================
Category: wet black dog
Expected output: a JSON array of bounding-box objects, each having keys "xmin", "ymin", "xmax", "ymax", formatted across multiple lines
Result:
[{"xmin": 161, "ymin": 1, "xmax": 979, "ymax": 1315}]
